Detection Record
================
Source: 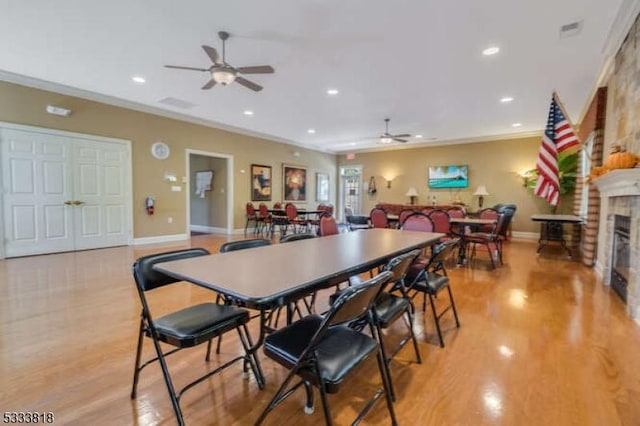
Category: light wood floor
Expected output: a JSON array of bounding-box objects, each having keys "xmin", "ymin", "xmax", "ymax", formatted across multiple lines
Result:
[{"xmin": 1, "ymin": 233, "xmax": 639, "ymax": 425}]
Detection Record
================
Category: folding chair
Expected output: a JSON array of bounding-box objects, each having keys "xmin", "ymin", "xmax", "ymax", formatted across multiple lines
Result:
[
  {"xmin": 130, "ymin": 248, "xmax": 263, "ymax": 425},
  {"xmin": 255, "ymin": 271, "xmax": 397, "ymax": 425}
]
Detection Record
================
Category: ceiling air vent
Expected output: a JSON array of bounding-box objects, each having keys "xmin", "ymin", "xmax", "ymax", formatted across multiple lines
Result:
[
  {"xmin": 158, "ymin": 97, "xmax": 196, "ymax": 109},
  {"xmin": 560, "ymin": 20, "xmax": 583, "ymax": 39}
]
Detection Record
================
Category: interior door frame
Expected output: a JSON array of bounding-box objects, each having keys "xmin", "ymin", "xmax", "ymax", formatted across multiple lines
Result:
[
  {"xmin": 185, "ymin": 149, "xmax": 233, "ymax": 235},
  {"xmin": 339, "ymin": 164, "xmax": 363, "ymax": 221},
  {"xmin": 0, "ymin": 121, "xmax": 133, "ymax": 259}
]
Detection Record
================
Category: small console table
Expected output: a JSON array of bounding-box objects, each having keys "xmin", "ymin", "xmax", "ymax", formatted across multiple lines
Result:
[{"xmin": 531, "ymin": 214, "xmax": 583, "ymax": 258}]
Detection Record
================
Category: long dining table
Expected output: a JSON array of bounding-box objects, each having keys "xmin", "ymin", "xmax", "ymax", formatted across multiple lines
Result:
[{"xmin": 153, "ymin": 228, "xmax": 443, "ymax": 384}]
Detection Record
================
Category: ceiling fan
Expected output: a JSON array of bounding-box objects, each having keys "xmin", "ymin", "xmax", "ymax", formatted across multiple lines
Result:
[
  {"xmin": 165, "ymin": 31, "xmax": 274, "ymax": 92},
  {"xmin": 379, "ymin": 118, "xmax": 411, "ymax": 144}
]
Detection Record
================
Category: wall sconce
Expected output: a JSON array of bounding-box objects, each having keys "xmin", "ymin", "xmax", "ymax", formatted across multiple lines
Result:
[
  {"xmin": 521, "ymin": 169, "xmax": 536, "ymax": 188},
  {"xmin": 383, "ymin": 175, "xmax": 395, "ymax": 188},
  {"xmin": 473, "ymin": 185, "xmax": 490, "ymax": 209},
  {"xmin": 405, "ymin": 187, "xmax": 419, "ymax": 205}
]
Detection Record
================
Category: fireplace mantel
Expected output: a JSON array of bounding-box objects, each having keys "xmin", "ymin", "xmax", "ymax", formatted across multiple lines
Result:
[
  {"xmin": 592, "ymin": 167, "xmax": 640, "ymax": 324},
  {"xmin": 593, "ymin": 168, "xmax": 640, "ymax": 197}
]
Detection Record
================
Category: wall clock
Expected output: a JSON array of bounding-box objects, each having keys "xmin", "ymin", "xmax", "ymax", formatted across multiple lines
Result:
[{"xmin": 151, "ymin": 142, "xmax": 170, "ymax": 160}]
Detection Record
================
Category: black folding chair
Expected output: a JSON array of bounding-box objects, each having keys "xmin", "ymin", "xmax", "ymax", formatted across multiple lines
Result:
[
  {"xmin": 406, "ymin": 239, "xmax": 461, "ymax": 347},
  {"xmin": 130, "ymin": 248, "xmax": 263, "ymax": 426},
  {"xmin": 255, "ymin": 271, "xmax": 398, "ymax": 426}
]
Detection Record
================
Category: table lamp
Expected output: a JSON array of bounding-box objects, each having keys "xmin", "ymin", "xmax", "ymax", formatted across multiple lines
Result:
[
  {"xmin": 405, "ymin": 187, "xmax": 419, "ymax": 205},
  {"xmin": 473, "ymin": 185, "xmax": 489, "ymax": 209}
]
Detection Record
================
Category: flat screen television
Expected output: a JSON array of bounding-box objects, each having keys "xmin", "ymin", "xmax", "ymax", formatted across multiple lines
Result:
[{"xmin": 428, "ymin": 165, "xmax": 469, "ymax": 189}]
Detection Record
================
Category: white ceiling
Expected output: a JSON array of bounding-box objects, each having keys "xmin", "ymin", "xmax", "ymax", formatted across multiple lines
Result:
[{"xmin": 0, "ymin": 0, "xmax": 630, "ymax": 153}]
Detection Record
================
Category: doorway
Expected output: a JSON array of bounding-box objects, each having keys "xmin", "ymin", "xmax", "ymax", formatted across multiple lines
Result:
[
  {"xmin": 340, "ymin": 165, "xmax": 363, "ymax": 221},
  {"xmin": 186, "ymin": 149, "xmax": 233, "ymax": 235},
  {"xmin": 0, "ymin": 122, "xmax": 132, "ymax": 258}
]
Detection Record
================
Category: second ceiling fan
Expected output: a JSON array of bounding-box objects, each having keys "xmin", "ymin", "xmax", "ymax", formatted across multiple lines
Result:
[
  {"xmin": 165, "ymin": 31, "xmax": 274, "ymax": 92},
  {"xmin": 379, "ymin": 118, "xmax": 411, "ymax": 144}
]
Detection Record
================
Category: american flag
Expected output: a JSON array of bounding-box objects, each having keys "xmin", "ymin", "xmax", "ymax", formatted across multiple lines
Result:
[{"xmin": 534, "ymin": 95, "xmax": 580, "ymax": 206}]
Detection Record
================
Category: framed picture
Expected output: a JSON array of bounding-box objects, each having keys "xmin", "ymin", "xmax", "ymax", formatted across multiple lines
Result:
[
  {"xmin": 283, "ymin": 164, "xmax": 307, "ymax": 202},
  {"xmin": 251, "ymin": 164, "xmax": 272, "ymax": 201},
  {"xmin": 316, "ymin": 172, "xmax": 329, "ymax": 202}
]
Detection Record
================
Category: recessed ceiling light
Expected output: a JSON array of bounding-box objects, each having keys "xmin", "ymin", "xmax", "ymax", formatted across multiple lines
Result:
[
  {"xmin": 243, "ymin": 110, "xmax": 254, "ymax": 116},
  {"xmin": 307, "ymin": 129, "xmax": 316, "ymax": 134},
  {"xmin": 326, "ymin": 89, "xmax": 339, "ymax": 96},
  {"xmin": 482, "ymin": 46, "xmax": 500, "ymax": 56},
  {"xmin": 512, "ymin": 122, "xmax": 522, "ymax": 127},
  {"xmin": 349, "ymin": 142, "xmax": 357, "ymax": 146},
  {"xmin": 132, "ymin": 76, "xmax": 146, "ymax": 84},
  {"xmin": 500, "ymin": 96, "xmax": 514, "ymax": 103},
  {"xmin": 415, "ymin": 134, "xmax": 423, "ymax": 139}
]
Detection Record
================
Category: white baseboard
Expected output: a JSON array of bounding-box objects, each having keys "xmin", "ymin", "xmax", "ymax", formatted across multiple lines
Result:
[
  {"xmin": 510, "ymin": 231, "xmax": 538, "ymax": 240},
  {"xmin": 133, "ymin": 234, "xmax": 189, "ymax": 245},
  {"xmin": 190, "ymin": 225, "xmax": 229, "ymax": 234}
]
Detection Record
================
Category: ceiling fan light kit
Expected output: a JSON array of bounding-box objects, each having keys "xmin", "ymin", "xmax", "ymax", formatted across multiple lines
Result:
[{"xmin": 165, "ymin": 30, "xmax": 274, "ymax": 92}]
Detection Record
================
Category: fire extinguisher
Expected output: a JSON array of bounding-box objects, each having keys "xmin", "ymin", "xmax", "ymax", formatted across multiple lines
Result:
[{"xmin": 145, "ymin": 196, "xmax": 155, "ymax": 215}]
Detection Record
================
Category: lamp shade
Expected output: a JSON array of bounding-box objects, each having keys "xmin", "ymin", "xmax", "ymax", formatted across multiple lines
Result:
[
  {"xmin": 473, "ymin": 185, "xmax": 490, "ymax": 196},
  {"xmin": 405, "ymin": 187, "xmax": 419, "ymax": 197}
]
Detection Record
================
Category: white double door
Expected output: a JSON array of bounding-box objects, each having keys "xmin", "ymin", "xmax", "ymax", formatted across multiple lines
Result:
[{"xmin": 1, "ymin": 124, "xmax": 132, "ymax": 258}]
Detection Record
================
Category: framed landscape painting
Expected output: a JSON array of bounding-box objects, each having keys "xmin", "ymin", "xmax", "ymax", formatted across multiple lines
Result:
[
  {"xmin": 251, "ymin": 164, "xmax": 272, "ymax": 201},
  {"xmin": 283, "ymin": 164, "xmax": 307, "ymax": 202},
  {"xmin": 316, "ymin": 172, "xmax": 329, "ymax": 202}
]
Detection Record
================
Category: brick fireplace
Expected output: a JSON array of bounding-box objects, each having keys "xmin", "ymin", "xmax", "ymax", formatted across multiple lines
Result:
[{"xmin": 594, "ymin": 169, "xmax": 640, "ymax": 323}]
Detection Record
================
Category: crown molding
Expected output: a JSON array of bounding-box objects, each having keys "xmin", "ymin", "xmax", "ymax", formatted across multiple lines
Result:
[{"xmin": 0, "ymin": 69, "xmax": 334, "ymax": 154}]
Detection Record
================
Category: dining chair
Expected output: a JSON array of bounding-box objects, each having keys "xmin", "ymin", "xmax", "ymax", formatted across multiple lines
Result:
[
  {"xmin": 131, "ymin": 248, "xmax": 263, "ymax": 426},
  {"xmin": 258, "ymin": 202, "xmax": 273, "ymax": 236},
  {"xmin": 255, "ymin": 271, "xmax": 397, "ymax": 426},
  {"xmin": 401, "ymin": 212, "xmax": 434, "ymax": 232},
  {"xmin": 244, "ymin": 202, "xmax": 261, "ymax": 235},
  {"xmin": 428, "ymin": 209, "xmax": 452, "ymax": 240},
  {"xmin": 370, "ymin": 207, "xmax": 389, "ymax": 228},
  {"xmin": 372, "ymin": 249, "xmax": 423, "ymax": 400},
  {"xmin": 405, "ymin": 239, "xmax": 461, "ymax": 347},
  {"xmin": 398, "ymin": 209, "xmax": 415, "ymax": 229},
  {"xmin": 466, "ymin": 213, "xmax": 506, "ymax": 269},
  {"xmin": 319, "ymin": 214, "xmax": 339, "ymax": 236},
  {"xmin": 285, "ymin": 202, "xmax": 308, "ymax": 234}
]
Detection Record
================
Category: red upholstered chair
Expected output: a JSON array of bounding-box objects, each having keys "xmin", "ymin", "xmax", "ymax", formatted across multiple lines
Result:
[
  {"xmin": 285, "ymin": 202, "xmax": 308, "ymax": 234},
  {"xmin": 370, "ymin": 208, "xmax": 389, "ymax": 228},
  {"xmin": 258, "ymin": 203, "xmax": 273, "ymax": 235},
  {"xmin": 478, "ymin": 208, "xmax": 499, "ymax": 233},
  {"xmin": 319, "ymin": 214, "xmax": 339, "ymax": 236},
  {"xmin": 245, "ymin": 203, "xmax": 262, "ymax": 235},
  {"xmin": 401, "ymin": 212, "xmax": 434, "ymax": 232},
  {"xmin": 398, "ymin": 209, "xmax": 415, "ymax": 229},
  {"xmin": 466, "ymin": 213, "xmax": 506, "ymax": 269},
  {"xmin": 428, "ymin": 209, "xmax": 451, "ymax": 235}
]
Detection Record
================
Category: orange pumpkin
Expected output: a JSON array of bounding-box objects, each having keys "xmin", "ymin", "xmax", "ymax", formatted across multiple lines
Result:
[{"xmin": 604, "ymin": 151, "xmax": 637, "ymax": 170}]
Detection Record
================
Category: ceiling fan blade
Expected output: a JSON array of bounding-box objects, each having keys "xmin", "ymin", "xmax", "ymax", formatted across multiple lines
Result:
[
  {"xmin": 202, "ymin": 45, "xmax": 222, "ymax": 64},
  {"xmin": 393, "ymin": 138, "xmax": 409, "ymax": 143},
  {"xmin": 165, "ymin": 65, "xmax": 209, "ymax": 72},
  {"xmin": 235, "ymin": 76, "xmax": 263, "ymax": 92},
  {"xmin": 236, "ymin": 65, "xmax": 275, "ymax": 74},
  {"xmin": 201, "ymin": 79, "xmax": 217, "ymax": 90},
  {"xmin": 391, "ymin": 134, "xmax": 411, "ymax": 138}
]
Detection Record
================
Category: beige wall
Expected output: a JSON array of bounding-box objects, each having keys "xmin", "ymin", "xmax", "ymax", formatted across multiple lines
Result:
[
  {"xmin": 0, "ymin": 81, "xmax": 337, "ymax": 238},
  {"xmin": 338, "ymin": 136, "xmax": 572, "ymax": 234}
]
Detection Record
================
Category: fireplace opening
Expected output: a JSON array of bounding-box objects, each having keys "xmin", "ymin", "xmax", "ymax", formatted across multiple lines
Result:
[{"xmin": 611, "ymin": 214, "xmax": 630, "ymax": 302}]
